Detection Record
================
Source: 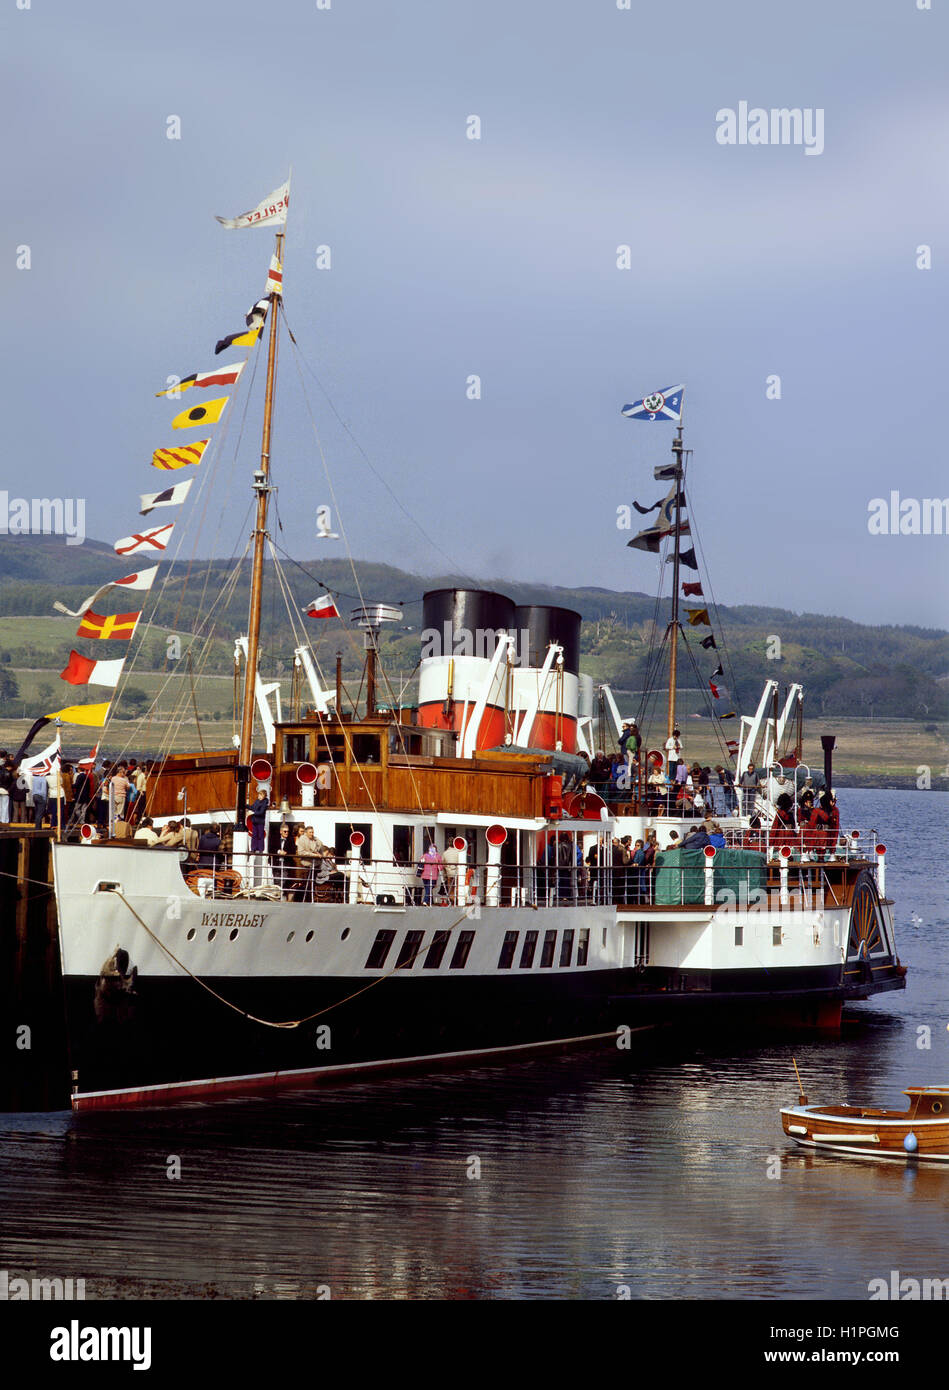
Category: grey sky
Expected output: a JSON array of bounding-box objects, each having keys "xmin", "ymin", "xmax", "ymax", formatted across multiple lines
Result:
[{"xmin": 5, "ymin": 0, "xmax": 948, "ymax": 628}]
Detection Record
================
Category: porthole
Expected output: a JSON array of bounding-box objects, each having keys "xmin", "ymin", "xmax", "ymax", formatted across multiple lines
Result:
[
  {"xmin": 287, "ymin": 931, "xmax": 295, "ymax": 943},
  {"xmin": 229, "ymin": 928, "xmax": 239, "ymax": 942},
  {"xmin": 933, "ymin": 1101, "xmax": 943, "ymax": 1114},
  {"xmin": 186, "ymin": 928, "xmax": 196, "ymax": 942},
  {"xmin": 207, "ymin": 929, "xmax": 216, "ymax": 942},
  {"xmin": 306, "ymin": 930, "xmax": 314, "ymax": 943},
  {"xmin": 341, "ymin": 927, "xmax": 351, "ymax": 941}
]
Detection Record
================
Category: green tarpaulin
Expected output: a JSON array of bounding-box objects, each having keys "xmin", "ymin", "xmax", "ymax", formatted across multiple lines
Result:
[{"xmin": 653, "ymin": 846, "xmax": 767, "ymax": 905}]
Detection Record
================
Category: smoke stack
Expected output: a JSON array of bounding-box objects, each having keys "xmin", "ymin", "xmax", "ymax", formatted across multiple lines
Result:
[{"xmin": 820, "ymin": 734, "xmax": 836, "ymax": 793}]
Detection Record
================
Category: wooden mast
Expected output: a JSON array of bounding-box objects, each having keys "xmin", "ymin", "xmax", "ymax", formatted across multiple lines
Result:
[
  {"xmin": 236, "ymin": 230, "xmax": 283, "ymax": 818},
  {"xmin": 666, "ymin": 426, "xmax": 685, "ymax": 739}
]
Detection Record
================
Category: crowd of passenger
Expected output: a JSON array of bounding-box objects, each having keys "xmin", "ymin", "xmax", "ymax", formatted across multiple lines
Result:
[{"xmin": 0, "ymin": 754, "xmax": 151, "ymax": 832}]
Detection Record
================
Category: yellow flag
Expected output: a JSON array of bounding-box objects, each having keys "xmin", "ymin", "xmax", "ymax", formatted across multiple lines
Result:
[
  {"xmin": 171, "ymin": 397, "xmax": 229, "ymax": 430},
  {"xmin": 48, "ymin": 702, "xmax": 111, "ymax": 727},
  {"xmin": 151, "ymin": 440, "xmax": 209, "ymax": 470}
]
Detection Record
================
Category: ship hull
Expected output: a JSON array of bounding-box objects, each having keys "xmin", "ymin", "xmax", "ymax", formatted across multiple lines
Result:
[{"xmin": 53, "ymin": 843, "xmax": 905, "ymax": 1110}]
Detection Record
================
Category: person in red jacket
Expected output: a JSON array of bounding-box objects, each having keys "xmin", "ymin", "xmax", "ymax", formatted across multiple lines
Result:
[{"xmin": 771, "ymin": 793, "xmax": 796, "ymax": 852}]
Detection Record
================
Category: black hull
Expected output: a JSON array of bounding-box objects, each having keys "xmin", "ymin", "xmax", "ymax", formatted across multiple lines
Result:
[{"xmin": 63, "ymin": 962, "xmax": 905, "ymax": 1108}]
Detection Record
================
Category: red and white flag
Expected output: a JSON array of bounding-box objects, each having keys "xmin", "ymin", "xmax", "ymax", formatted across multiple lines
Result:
[
  {"xmin": 266, "ymin": 255, "xmax": 283, "ymax": 296},
  {"xmin": 215, "ymin": 178, "xmax": 290, "ymax": 231},
  {"xmin": 155, "ymin": 362, "xmax": 245, "ymax": 397},
  {"xmin": 305, "ymin": 595, "xmax": 339, "ymax": 619},
  {"xmin": 53, "ymin": 566, "xmax": 158, "ymax": 618},
  {"xmin": 114, "ymin": 524, "xmax": 174, "ymax": 556},
  {"xmin": 60, "ymin": 651, "xmax": 125, "ymax": 689}
]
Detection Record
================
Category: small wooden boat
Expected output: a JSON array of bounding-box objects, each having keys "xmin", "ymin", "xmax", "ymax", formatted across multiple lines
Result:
[{"xmin": 781, "ymin": 1085, "xmax": 949, "ymax": 1162}]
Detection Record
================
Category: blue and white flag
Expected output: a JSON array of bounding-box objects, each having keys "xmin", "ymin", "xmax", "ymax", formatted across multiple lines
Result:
[{"xmin": 621, "ymin": 385, "xmax": 684, "ymax": 422}]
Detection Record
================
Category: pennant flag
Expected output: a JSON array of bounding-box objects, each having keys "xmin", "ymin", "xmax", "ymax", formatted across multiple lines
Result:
[
  {"xmin": 266, "ymin": 255, "xmax": 283, "ymax": 296},
  {"xmin": 47, "ymin": 702, "xmax": 111, "ymax": 728},
  {"xmin": 20, "ymin": 734, "xmax": 61, "ymax": 776},
  {"xmin": 685, "ymin": 608, "xmax": 711, "ymax": 627},
  {"xmin": 151, "ymin": 440, "xmax": 209, "ymax": 471},
  {"xmin": 677, "ymin": 547, "xmax": 698, "ymax": 571},
  {"xmin": 709, "ymin": 680, "xmax": 729, "ymax": 700},
  {"xmin": 633, "ymin": 489, "xmax": 685, "ymax": 517},
  {"xmin": 711, "ymin": 663, "xmax": 724, "ymax": 677},
  {"xmin": 700, "ymin": 635, "xmax": 717, "ymax": 650},
  {"xmin": 171, "ymin": 397, "xmax": 229, "ymax": 430},
  {"xmin": 215, "ymin": 179, "xmax": 290, "ymax": 231},
  {"xmin": 305, "ymin": 595, "xmax": 340, "ymax": 619},
  {"xmin": 654, "ymin": 463, "xmax": 681, "ymax": 481},
  {"xmin": 778, "ymin": 754, "xmax": 800, "ymax": 769},
  {"xmin": 621, "ymin": 385, "xmax": 684, "ymax": 422},
  {"xmin": 114, "ymin": 524, "xmax": 174, "ymax": 556},
  {"xmin": 718, "ymin": 711, "xmax": 737, "ymax": 720},
  {"xmin": 53, "ymin": 567, "xmax": 157, "ymax": 618},
  {"xmin": 60, "ymin": 651, "xmax": 125, "ymax": 688},
  {"xmin": 140, "ymin": 479, "xmax": 193, "ymax": 515},
  {"xmin": 156, "ymin": 363, "xmax": 245, "ymax": 397},
  {"xmin": 726, "ymin": 739, "xmax": 739, "ymax": 754},
  {"xmin": 77, "ymin": 609, "xmax": 141, "ymax": 640},
  {"xmin": 214, "ymin": 326, "xmax": 261, "ymax": 356},
  {"xmin": 682, "ymin": 582, "xmax": 703, "ymax": 597},
  {"xmin": 77, "ymin": 742, "xmax": 100, "ymax": 769},
  {"xmin": 628, "ymin": 521, "xmax": 690, "ymax": 554}
]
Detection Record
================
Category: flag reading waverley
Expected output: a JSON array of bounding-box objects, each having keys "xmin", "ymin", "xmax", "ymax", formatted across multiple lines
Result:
[{"xmin": 215, "ymin": 178, "xmax": 290, "ymax": 231}]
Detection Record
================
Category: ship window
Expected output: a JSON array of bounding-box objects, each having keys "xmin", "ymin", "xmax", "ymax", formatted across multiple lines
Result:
[
  {"xmin": 352, "ymin": 734, "xmax": 381, "ymax": 764},
  {"xmin": 772, "ymin": 924, "xmax": 782, "ymax": 947},
  {"xmin": 336, "ymin": 824, "xmax": 371, "ymax": 861},
  {"xmin": 94, "ymin": 881, "xmax": 122, "ymax": 894},
  {"xmin": 315, "ymin": 734, "xmax": 347, "ymax": 763},
  {"xmin": 395, "ymin": 930, "xmax": 425, "ymax": 970},
  {"xmin": 449, "ymin": 930, "xmax": 475, "ymax": 969},
  {"xmin": 577, "ymin": 928, "xmax": 589, "ymax": 967},
  {"xmin": 365, "ymin": 929, "xmax": 396, "ymax": 969},
  {"xmin": 519, "ymin": 930, "xmax": 538, "ymax": 969},
  {"xmin": 540, "ymin": 930, "xmax": 557, "ymax": 968},
  {"xmin": 497, "ymin": 931, "xmax": 519, "ymax": 969},
  {"xmin": 423, "ymin": 930, "xmax": 451, "ymax": 969},
  {"xmin": 392, "ymin": 824, "xmax": 414, "ymax": 865},
  {"xmin": 734, "ymin": 923, "xmax": 743, "ymax": 947},
  {"xmin": 559, "ymin": 930, "xmax": 574, "ymax": 967},
  {"xmin": 284, "ymin": 734, "xmax": 307, "ymax": 763}
]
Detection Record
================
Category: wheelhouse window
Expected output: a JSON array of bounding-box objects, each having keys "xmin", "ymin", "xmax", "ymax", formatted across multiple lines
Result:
[
  {"xmin": 352, "ymin": 734, "xmax": 381, "ymax": 764},
  {"xmin": 283, "ymin": 733, "xmax": 308, "ymax": 763},
  {"xmin": 315, "ymin": 733, "xmax": 347, "ymax": 764}
]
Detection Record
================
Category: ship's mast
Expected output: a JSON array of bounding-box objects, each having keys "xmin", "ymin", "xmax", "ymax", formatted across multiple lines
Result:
[
  {"xmin": 666, "ymin": 425, "xmax": 685, "ymax": 738},
  {"xmin": 236, "ymin": 230, "xmax": 283, "ymax": 819}
]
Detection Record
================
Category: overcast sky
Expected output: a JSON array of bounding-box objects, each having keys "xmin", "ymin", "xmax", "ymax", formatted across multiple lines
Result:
[{"xmin": 5, "ymin": 0, "xmax": 948, "ymax": 630}]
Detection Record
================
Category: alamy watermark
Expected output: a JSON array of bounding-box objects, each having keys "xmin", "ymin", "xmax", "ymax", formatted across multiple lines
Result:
[
  {"xmin": 0, "ymin": 493, "xmax": 85, "ymax": 546},
  {"xmin": 867, "ymin": 492, "xmax": 949, "ymax": 535},
  {"xmin": 716, "ymin": 102, "xmax": 824, "ymax": 156}
]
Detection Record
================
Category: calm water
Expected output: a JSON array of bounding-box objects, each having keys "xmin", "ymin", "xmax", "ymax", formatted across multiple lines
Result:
[{"xmin": 1, "ymin": 788, "xmax": 947, "ymax": 1301}]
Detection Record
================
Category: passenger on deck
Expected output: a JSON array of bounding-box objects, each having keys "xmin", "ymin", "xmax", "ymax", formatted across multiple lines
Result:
[
  {"xmin": 181, "ymin": 818, "xmax": 199, "ymax": 852},
  {"xmin": 647, "ymin": 765, "xmax": 669, "ymax": 813},
  {"xmin": 249, "ymin": 787, "xmax": 270, "ymax": 854},
  {"xmin": 716, "ymin": 765, "xmax": 737, "ymax": 813},
  {"xmin": 739, "ymin": 763, "xmax": 759, "ymax": 816},
  {"xmin": 155, "ymin": 820, "xmax": 184, "ymax": 848},
  {"xmin": 134, "ymin": 817, "xmax": 159, "ymax": 846},
  {"xmin": 664, "ymin": 726, "xmax": 683, "ymax": 780},
  {"xmin": 681, "ymin": 823, "xmax": 711, "ymax": 850},
  {"xmin": 589, "ymin": 750, "xmax": 612, "ymax": 795},
  {"xmin": 771, "ymin": 793, "xmax": 796, "ymax": 851},
  {"xmin": 707, "ymin": 821, "xmax": 726, "ymax": 849},
  {"xmin": 197, "ymin": 824, "xmax": 223, "ymax": 871}
]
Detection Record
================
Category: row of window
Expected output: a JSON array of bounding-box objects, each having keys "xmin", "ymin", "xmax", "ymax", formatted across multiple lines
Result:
[{"xmin": 365, "ymin": 926, "xmax": 591, "ymax": 972}]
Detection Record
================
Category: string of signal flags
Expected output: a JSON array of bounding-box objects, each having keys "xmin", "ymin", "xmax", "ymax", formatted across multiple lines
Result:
[{"xmin": 622, "ymin": 382, "xmax": 738, "ymax": 756}]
